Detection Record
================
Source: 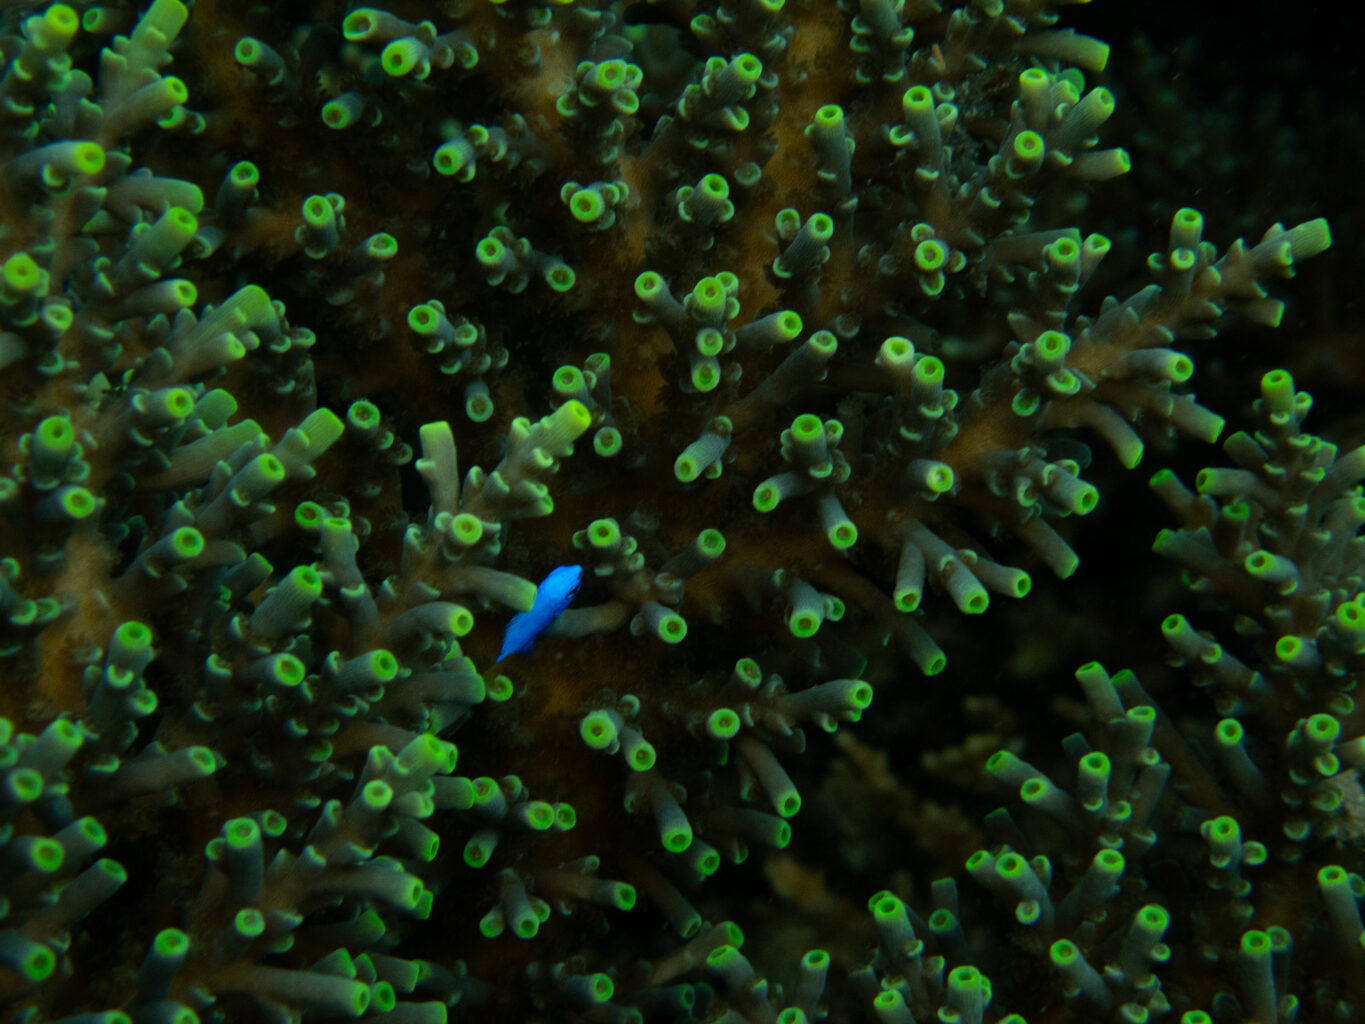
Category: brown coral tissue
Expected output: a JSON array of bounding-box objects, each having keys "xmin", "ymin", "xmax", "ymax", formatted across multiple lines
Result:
[{"xmin": 1, "ymin": 1, "xmax": 1360, "ymax": 1023}]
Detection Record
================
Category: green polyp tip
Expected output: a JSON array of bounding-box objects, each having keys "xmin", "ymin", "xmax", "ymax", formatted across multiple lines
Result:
[
  {"xmin": 464, "ymin": 836, "xmax": 494, "ymax": 868},
  {"xmin": 1176, "ymin": 207, "xmax": 1203, "ymax": 232},
  {"xmin": 707, "ymin": 708, "xmax": 741, "ymax": 740},
  {"xmin": 914, "ymin": 239, "xmax": 948, "ymax": 272},
  {"xmin": 302, "ymin": 195, "xmax": 333, "ymax": 227},
  {"xmin": 797, "ymin": 215, "xmax": 832, "ymax": 247},
  {"xmin": 1037, "ymin": 330, "xmax": 1069, "ymax": 360},
  {"xmin": 230, "ymin": 160, "xmax": 259, "ymax": 187},
  {"xmin": 1095, "ymin": 849, "xmax": 1125, "ymax": 875},
  {"xmin": 872, "ymin": 891, "xmax": 905, "ymax": 920},
  {"xmin": 1014, "ymin": 130, "xmax": 1044, "ymax": 159},
  {"xmin": 476, "ymin": 236, "xmax": 506, "ymax": 266},
  {"xmin": 347, "ymin": 399, "xmax": 380, "ymax": 431},
  {"xmin": 42, "ymin": 302, "xmax": 73, "ymax": 331},
  {"xmin": 1138, "ymin": 904, "xmax": 1170, "ymax": 932},
  {"xmin": 27, "ymin": 836, "xmax": 64, "ymax": 872},
  {"xmin": 58, "ymin": 486, "xmax": 97, "ymax": 519},
  {"xmin": 1275, "ymin": 635, "xmax": 1304, "ymax": 661},
  {"xmin": 366, "ymin": 233, "xmax": 397, "ymax": 259},
  {"xmin": 545, "ymin": 262, "xmax": 576, "ymax": 292},
  {"xmin": 662, "ymin": 823, "xmax": 691, "ymax": 853},
  {"xmin": 1205, "ymin": 814, "xmax": 1237, "ymax": 838},
  {"xmin": 234, "ymin": 36, "xmax": 261, "ymax": 62},
  {"xmin": 903, "ymin": 84, "xmax": 933, "ymax": 111},
  {"xmin": 556, "ymin": 803, "xmax": 576, "ymax": 830},
  {"xmin": 602, "ymin": 882, "xmax": 634, "ymax": 911},
  {"xmin": 815, "ymin": 103, "xmax": 843, "ymax": 127},
  {"xmin": 6, "ymin": 766, "xmax": 42, "ymax": 802},
  {"xmin": 161, "ymin": 388, "xmax": 196, "ymax": 420},
  {"xmin": 4, "ymin": 252, "xmax": 42, "ymax": 290},
  {"xmin": 465, "ymin": 389, "xmax": 493, "ymax": 423},
  {"xmin": 369, "ymin": 649, "xmax": 399, "ymax": 681},
  {"xmin": 275, "ymin": 654, "xmax": 306, "ymax": 686},
  {"xmin": 554, "ymin": 365, "xmax": 583, "ymax": 394},
  {"xmin": 1319, "ymin": 865, "xmax": 1349, "ymax": 888},
  {"xmin": 451, "ymin": 513, "xmax": 482, "ymax": 545},
  {"xmin": 1050, "ymin": 938, "xmax": 1079, "ymax": 966},
  {"xmin": 630, "ymin": 740, "xmax": 657, "ymax": 771},
  {"xmin": 342, "ymin": 9, "xmax": 377, "ymax": 38},
  {"xmin": 877, "ymin": 343, "xmax": 914, "ymax": 383},
  {"xmin": 370, "ymin": 981, "xmax": 396, "ymax": 1013},
  {"xmin": 588, "ymin": 518, "xmax": 621, "ymax": 549},
  {"xmin": 1336, "ymin": 601, "xmax": 1365, "ymax": 631},
  {"xmin": 915, "ymin": 355, "xmax": 944, "ymax": 384},
  {"xmin": 1050, "ymin": 238, "xmax": 1080, "ymax": 267},
  {"xmin": 36, "ymin": 414, "xmax": 73, "ymax": 450},
  {"xmin": 698, "ymin": 528, "xmax": 725, "ymax": 557},
  {"xmin": 590, "ymin": 59, "xmax": 626, "ymax": 90},
  {"xmin": 925, "ymin": 464, "xmax": 954, "ymax": 493},
  {"xmin": 1070, "ymin": 481, "xmax": 1099, "ymax": 514},
  {"xmin": 111, "ymin": 622, "xmax": 152, "ymax": 660},
  {"xmin": 523, "ymin": 801, "xmax": 555, "ymax": 829},
  {"xmin": 579, "ymin": 974, "xmax": 615, "ymax": 1003},
  {"xmin": 570, "ymin": 189, "xmax": 605, "ymax": 222},
  {"xmin": 382, "ymin": 39, "xmax": 421, "ymax": 76},
  {"xmin": 295, "ymin": 504, "xmax": 326, "ymax": 532},
  {"xmin": 1241, "ymin": 929, "xmax": 1271, "ymax": 956},
  {"xmin": 1081, "ymin": 749, "xmax": 1110, "ymax": 775},
  {"xmin": 593, "ymin": 427, "xmax": 622, "ymax": 457},
  {"xmin": 735, "ymin": 657, "xmax": 761, "ymax": 685},
  {"xmin": 487, "ymin": 674, "xmax": 513, "ymax": 701},
  {"xmin": 675, "ymin": 452, "xmax": 704, "ymax": 482},
  {"xmin": 996, "ymin": 850, "xmax": 1030, "ymax": 881},
  {"xmin": 449, "ymin": 606, "xmax": 474, "ymax": 636},
  {"xmin": 791, "ymin": 412, "xmax": 823, "ymax": 442},
  {"xmin": 1170, "ymin": 247, "xmax": 1196, "ymax": 271},
  {"xmin": 224, "ymin": 816, "xmax": 261, "ymax": 850},
  {"xmin": 689, "ymin": 276, "xmax": 727, "ymax": 318},
  {"xmin": 1307, "ymin": 713, "xmax": 1341, "ymax": 743},
  {"xmin": 691, "ymin": 360, "xmax": 719, "ymax": 392},
  {"xmin": 827, "ymin": 520, "xmax": 857, "ymax": 550},
  {"xmin": 580, "ymin": 710, "xmax": 618, "ymax": 750},
  {"xmin": 11, "ymin": 938, "xmax": 55, "ymax": 981},
  {"xmin": 788, "ymin": 610, "xmax": 820, "ymax": 638},
  {"xmin": 154, "ymin": 928, "xmax": 190, "ymax": 957},
  {"xmin": 700, "ymin": 172, "xmax": 728, "ymax": 198},
  {"xmin": 322, "ymin": 99, "xmax": 354, "ymax": 128},
  {"xmin": 766, "ymin": 312, "xmax": 804, "ymax": 345},
  {"xmin": 655, "ymin": 613, "xmax": 687, "ymax": 644},
  {"xmin": 634, "ymin": 271, "xmax": 665, "ymax": 301},
  {"xmin": 72, "ymin": 140, "xmax": 105, "ymax": 174},
  {"xmin": 234, "ymin": 907, "xmax": 265, "ymax": 938},
  {"xmin": 735, "ymin": 52, "xmax": 762, "ymax": 79},
  {"xmin": 43, "ymin": 4, "xmax": 77, "ymax": 30},
  {"xmin": 690, "ymin": 328, "xmax": 722, "ymax": 357}
]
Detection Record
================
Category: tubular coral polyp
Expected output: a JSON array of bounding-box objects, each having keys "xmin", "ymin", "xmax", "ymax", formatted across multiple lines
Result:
[{"xmin": 0, "ymin": 1, "xmax": 1350, "ymax": 1022}]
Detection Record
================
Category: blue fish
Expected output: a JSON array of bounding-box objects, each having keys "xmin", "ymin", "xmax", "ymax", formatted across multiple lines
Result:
[{"xmin": 497, "ymin": 564, "xmax": 584, "ymax": 661}]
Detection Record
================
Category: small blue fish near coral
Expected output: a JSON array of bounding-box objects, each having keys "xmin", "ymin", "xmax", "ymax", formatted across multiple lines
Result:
[{"xmin": 497, "ymin": 564, "xmax": 584, "ymax": 661}]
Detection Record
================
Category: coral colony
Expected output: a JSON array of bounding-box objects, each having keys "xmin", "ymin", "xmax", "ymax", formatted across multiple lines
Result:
[{"xmin": 0, "ymin": 1, "xmax": 1357, "ymax": 1023}]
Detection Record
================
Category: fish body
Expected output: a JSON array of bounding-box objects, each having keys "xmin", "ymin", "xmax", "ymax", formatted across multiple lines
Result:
[{"xmin": 497, "ymin": 564, "xmax": 584, "ymax": 660}]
